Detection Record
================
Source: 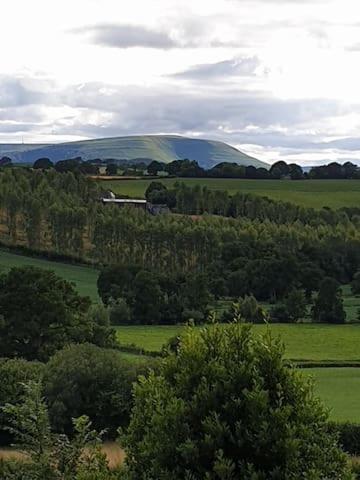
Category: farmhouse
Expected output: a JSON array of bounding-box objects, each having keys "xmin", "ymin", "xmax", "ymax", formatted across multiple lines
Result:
[{"xmin": 101, "ymin": 197, "xmax": 170, "ymax": 215}]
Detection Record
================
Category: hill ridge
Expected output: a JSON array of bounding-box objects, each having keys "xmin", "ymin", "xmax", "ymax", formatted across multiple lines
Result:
[{"xmin": 0, "ymin": 135, "xmax": 268, "ymax": 169}]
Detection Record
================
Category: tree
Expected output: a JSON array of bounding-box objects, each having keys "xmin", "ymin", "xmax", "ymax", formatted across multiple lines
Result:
[
  {"xmin": 122, "ymin": 323, "xmax": 350, "ymax": 479},
  {"xmin": 0, "ymin": 266, "xmax": 92, "ymax": 361},
  {"xmin": 33, "ymin": 158, "xmax": 54, "ymax": 170},
  {"xmin": 109, "ymin": 298, "xmax": 131, "ymax": 325},
  {"xmin": 147, "ymin": 160, "xmax": 164, "ymax": 176},
  {"xmin": 270, "ymin": 160, "xmax": 290, "ymax": 179},
  {"xmin": 351, "ymin": 271, "xmax": 360, "ymax": 295},
  {"xmin": 144, "ymin": 181, "xmax": 167, "ymax": 202},
  {"xmin": 0, "ymin": 156, "xmax": 12, "ymax": 167},
  {"xmin": 43, "ymin": 343, "xmax": 139, "ymax": 437},
  {"xmin": 132, "ymin": 270, "xmax": 163, "ymax": 324},
  {"xmin": 312, "ymin": 277, "xmax": 346, "ymax": 324},
  {"xmin": 105, "ymin": 163, "xmax": 118, "ymax": 176},
  {"xmin": 238, "ymin": 294, "xmax": 268, "ymax": 323}
]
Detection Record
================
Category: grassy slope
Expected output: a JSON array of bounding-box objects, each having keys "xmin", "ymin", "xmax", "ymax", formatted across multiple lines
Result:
[
  {"xmin": 105, "ymin": 178, "xmax": 360, "ymax": 209},
  {"xmin": 0, "ymin": 136, "xmax": 266, "ymax": 169},
  {"xmin": 0, "ymin": 250, "xmax": 99, "ymax": 302}
]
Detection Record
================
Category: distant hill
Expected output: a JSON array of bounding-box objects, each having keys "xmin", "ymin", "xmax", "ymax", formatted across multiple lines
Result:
[{"xmin": 0, "ymin": 135, "xmax": 267, "ymax": 169}]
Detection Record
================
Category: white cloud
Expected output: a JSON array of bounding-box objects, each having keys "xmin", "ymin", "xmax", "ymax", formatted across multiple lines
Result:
[{"xmin": 0, "ymin": 0, "xmax": 360, "ymax": 164}]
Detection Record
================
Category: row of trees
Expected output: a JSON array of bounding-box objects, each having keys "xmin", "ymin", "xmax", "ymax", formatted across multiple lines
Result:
[{"xmin": 147, "ymin": 158, "xmax": 360, "ymax": 179}]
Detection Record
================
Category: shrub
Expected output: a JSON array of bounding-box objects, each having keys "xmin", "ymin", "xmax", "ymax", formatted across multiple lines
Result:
[
  {"xmin": 109, "ymin": 299, "xmax": 131, "ymax": 326},
  {"xmin": 43, "ymin": 344, "xmax": 140, "ymax": 437},
  {"xmin": 0, "ymin": 358, "xmax": 44, "ymax": 445},
  {"xmin": 122, "ymin": 323, "xmax": 350, "ymax": 479}
]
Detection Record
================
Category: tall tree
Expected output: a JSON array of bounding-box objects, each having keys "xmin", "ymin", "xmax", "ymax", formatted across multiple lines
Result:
[{"xmin": 312, "ymin": 277, "xmax": 346, "ymax": 324}]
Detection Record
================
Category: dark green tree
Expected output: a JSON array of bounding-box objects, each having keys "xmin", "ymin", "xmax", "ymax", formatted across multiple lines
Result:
[
  {"xmin": 122, "ymin": 323, "xmax": 350, "ymax": 479},
  {"xmin": 351, "ymin": 271, "xmax": 360, "ymax": 295},
  {"xmin": 312, "ymin": 277, "xmax": 346, "ymax": 324},
  {"xmin": 0, "ymin": 266, "xmax": 92, "ymax": 361},
  {"xmin": 43, "ymin": 343, "xmax": 140, "ymax": 436},
  {"xmin": 105, "ymin": 163, "xmax": 118, "ymax": 176},
  {"xmin": 33, "ymin": 158, "xmax": 54, "ymax": 170},
  {"xmin": 147, "ymin": 160, "xmax": 164, "ymax": 175}
]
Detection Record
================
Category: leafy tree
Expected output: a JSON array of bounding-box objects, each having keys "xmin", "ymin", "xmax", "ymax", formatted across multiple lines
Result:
[
  {"xmin": 43, "ymin": 343, "xmax": 139, "ymax": 437},
  {"xmin": 86, "ymin": 304, "xmax": 116, "ymax": 347},
  {"xmin": 97, "ymin": 264, "xmax": 141, "ymax": 305},
  {"xmin": 109, "ymin": 298, "xmax": 131, "ymax": 325},
  {"xmin": 239, "ymin": 294, "xmax": 268, "ymax": 323},
  {"xmin": 351, "ymin": 271, "xmax": 360, "ymax": 295},
  {"xmin": 270, "ymin": 160, "xmax": 290, "ymax": 179},
  {"xmin": 147, "ymin": 160, "xmax": 164, "ymax": 175},
  {"xmin": 105, "ymin": 163, "xmax": 118, "ymax": 176},
  {"xmin": 144, "ymin": 181, "xmax": 167, "ymax": 202},
  {"xmin": 122, "ymin": 323, "xmax": 350, "ymax": 479},
  {"xmin": 33, "ymin": 158, "xmax": 54, "ymax": 170},
  {"xmin": 132, "ymin": 270, "xmax": 163, "ymax": 324},
  {"xmin": 0, "ymin": 266, "xmax": 92, "ymax": 361},
  {"xmin": 312, "ymin": 277, "xmax": 346, "ymax": 324}
]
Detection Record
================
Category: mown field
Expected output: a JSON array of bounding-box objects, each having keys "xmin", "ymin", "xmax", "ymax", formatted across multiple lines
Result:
[
  {"xmin": 0, "ymin": 250, "xmax": 100, "ymax": 302},
  {"xmin": 102, "ymin": 178, "xmax": 360, "ymax": 209}
]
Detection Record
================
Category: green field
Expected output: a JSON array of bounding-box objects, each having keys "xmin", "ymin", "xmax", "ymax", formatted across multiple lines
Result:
[
  {"xmin": 307, "ymin": 368, "xmax": 360, "ymax": 422},
  {"xmin": 116, "ymin": 324, "xmax": 360, "ymax": 421},
  {"xmin": 103, "ymin": 178, "xmax": 360, "ymax": 209},
  {"xmin": 0, "ymin": 250, "xmax": 100, "ymax": 302},
  {"xmin": 116, "ymin": 323, "xmax": 360, "ymax": 361}
]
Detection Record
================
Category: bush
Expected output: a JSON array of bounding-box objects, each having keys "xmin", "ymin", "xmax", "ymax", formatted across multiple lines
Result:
[
  {"xmin": 0, "ymin": 358, "xmax": 44, "ymax": 445},
  {"xmin": 122, "ymin": 323, "xmax": 350, "ymax": 479},
  {"xmin": 109, "ymin": 298, "xmax": 131, "ymax": 326},
  {"xmin": 312, "ymin": 277, "xmax": 346, "ymax": 324},
  {"xmin": 43, "ymin": 344, "xmax": 140, "ymax": 437},
  {"xmin": 330, "ymin": 422, "xmax": 360, "ymax": 456}
]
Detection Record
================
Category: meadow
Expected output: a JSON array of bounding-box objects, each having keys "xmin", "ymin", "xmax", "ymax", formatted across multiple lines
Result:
[
  {"xmin": 102, "ymin": 178, "xmax": 360, "ymax": 209},
  {"xmin": 0, "ymin": 250, "xmax": 100, "ymax": 302}
]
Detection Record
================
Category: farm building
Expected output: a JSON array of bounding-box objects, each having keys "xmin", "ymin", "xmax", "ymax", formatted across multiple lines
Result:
[
  {"xmin": 101, "ymin": 198, "xmax": 147, "ymax": 210},
  {"xmin": 101, "ymin": 197, "xmax": 169, "ymax": 215}
]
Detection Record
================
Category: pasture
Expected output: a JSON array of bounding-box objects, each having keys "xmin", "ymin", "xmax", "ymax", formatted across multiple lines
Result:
[
  {"xmin": 116, "ymin": 323, "xmax": 360, "ymax": 361},
  {"xmin": 101, "ymin": 178, "xmax": 360, "ymax": 209},
  {"xmin": 0, "ymin": 250, "xmax": 100, "ymax": 302},
  {"xmin": 307, "ymin": 368, "xmax": 360, "ymax": 422}
]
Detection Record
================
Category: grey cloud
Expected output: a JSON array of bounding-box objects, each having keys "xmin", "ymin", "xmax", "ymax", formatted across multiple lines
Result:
[
  {"xmin": 172, "ymin": 57, "xmax": 260, "ymax": 80},
  {"xmin": 74, "ymin": 24, "xmax": 176, "ymax": 49},
  {"xmin": 0, "ymin": 77, "xmax": 44, "ymax": 108},
  {"xmin": 0, "ymin": 75, "xmax": 357, "ymax": 163}
]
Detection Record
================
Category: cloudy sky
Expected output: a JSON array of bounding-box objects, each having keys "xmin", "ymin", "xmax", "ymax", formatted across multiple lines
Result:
[{"xmin": 1, "ymin": 0, "xmax": 360, "ymax": 165}]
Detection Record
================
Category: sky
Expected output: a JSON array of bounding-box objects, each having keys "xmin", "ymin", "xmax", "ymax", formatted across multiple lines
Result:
[{"xmin": 1, "ymin": 0, "xmax": 360, "ymax": 165}]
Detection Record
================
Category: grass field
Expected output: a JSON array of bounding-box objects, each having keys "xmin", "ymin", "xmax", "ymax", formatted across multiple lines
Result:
[
  {"xmin": 307, "ymin": 368, "xmax": 360, "ymax": 422},
  {"xmin": 102, "ymin": 178, "xmax": 360, "ymax": 209},
  {"xmin": 0, "ymin": 250, "xmax": 100, "ymax": 302},
  {"xmin": 116, "ymin": 323, "xmax": 360, "ymax": 361}
]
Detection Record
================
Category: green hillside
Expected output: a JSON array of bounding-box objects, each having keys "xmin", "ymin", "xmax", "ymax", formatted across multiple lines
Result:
[{"xmin": 0, "ymin": 135, "xmax": 267, "ymax": 169}]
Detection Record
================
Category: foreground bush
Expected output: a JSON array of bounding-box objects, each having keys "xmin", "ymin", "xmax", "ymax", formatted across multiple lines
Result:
[
  {"xmin": 0, "ymin": 358, "xmax": 44, "ymax": 445},
  {"xmin": 122, "ymin": 323, "xmax": 351, "ymax": 479},
  {"xmin": 43, "ymin": 344, "xmax": 141, "ymax": 437}
]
